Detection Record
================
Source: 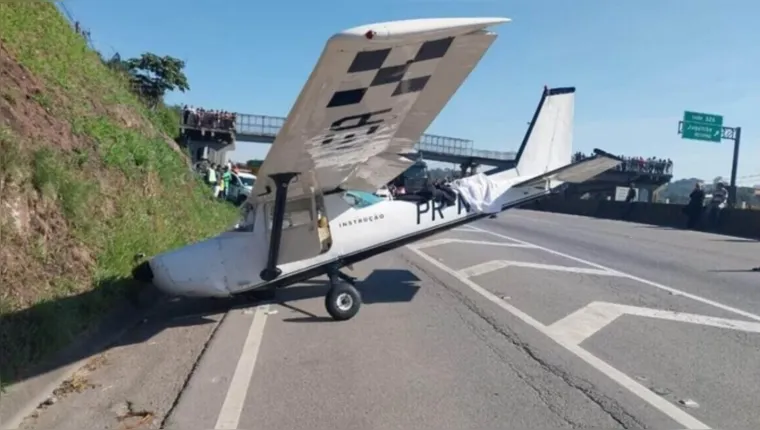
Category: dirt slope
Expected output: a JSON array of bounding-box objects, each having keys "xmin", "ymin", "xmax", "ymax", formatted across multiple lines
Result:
[{"xmin": 0, "ymin": 3, "xmax": 239, "ymax": 385}]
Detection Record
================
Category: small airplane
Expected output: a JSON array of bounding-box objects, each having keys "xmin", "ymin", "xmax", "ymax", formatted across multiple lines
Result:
[{"xmin": 131, "ymin": 17, "xmax": 623, "ymax": 321}]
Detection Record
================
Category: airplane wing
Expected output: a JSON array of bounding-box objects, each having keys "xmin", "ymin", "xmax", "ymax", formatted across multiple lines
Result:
[
  {"xmin": 251, "ymin": 17, "xmax": 510, "ymax": 202},
  {"xmin": 513, "ymin": 149, "xmax": 623, "ymax": 188}
]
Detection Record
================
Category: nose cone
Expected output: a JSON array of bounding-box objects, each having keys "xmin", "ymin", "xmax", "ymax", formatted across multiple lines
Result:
[
  {"xmin": 131, "ymin": 236, "xmax": 234, "ymax": 298},
  {"xmin": 132, "ymin": 260, "xmax": 154, "ymax": 283},
  {"xmin": 130, "ymin": 255, "xmax": 188, "ymax": 297}
]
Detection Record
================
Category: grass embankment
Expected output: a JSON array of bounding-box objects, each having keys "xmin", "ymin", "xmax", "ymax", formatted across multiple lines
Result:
[{"xmin": 0, "ymin": 3, "xmax": 239, "ymax": 386}]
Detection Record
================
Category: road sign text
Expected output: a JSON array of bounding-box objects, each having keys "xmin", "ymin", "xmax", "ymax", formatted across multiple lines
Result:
[{"xmin": 681, "ymin": 111, "xmax": 723, "ymax": 143}]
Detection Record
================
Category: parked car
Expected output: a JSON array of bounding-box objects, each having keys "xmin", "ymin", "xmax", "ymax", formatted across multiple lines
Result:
[
  {"xmin": 374, "ymin": 185, "xmax": 393, "ymax": 201},
  {"xmin": 227, "ymin": 172, "xmax": 257, "ymax": 205}
]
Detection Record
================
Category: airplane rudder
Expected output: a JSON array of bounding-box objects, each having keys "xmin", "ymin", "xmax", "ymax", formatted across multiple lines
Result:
[{"xmin": 515, "ymin": 86, "xmax": 575, "ymax": 177}]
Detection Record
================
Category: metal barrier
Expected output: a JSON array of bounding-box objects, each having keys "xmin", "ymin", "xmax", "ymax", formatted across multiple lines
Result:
[
  {"xmin": 416, "ymin": 134, "xmax": 474, "ymax": 157},
  {"xmin": 236, "ymin": 114, "xmax": 282, "ymax": 137},
  {"xmin": 472, "ymin": 149, "xmax": 517, "ymax": 160}
]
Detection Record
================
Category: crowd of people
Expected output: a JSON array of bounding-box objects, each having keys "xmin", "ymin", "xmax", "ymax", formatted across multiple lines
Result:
[
  {"xmin": 573, "ymin": 152, "xmax": 673, "ymax": 175},
  {"xmin": 682, "ymin": 181, "xmax": 727, "ymax": 230},
  {"xmin": 199, "ymin": 160, "xmax": 240, "ymax": 200},
  {"xmin": 181, "ymin": 106, "xmax": 237, "ymax": 131}
]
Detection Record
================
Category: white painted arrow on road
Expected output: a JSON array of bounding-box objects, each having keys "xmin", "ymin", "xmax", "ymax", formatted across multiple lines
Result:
[{"xmin": 548, "ymin": 301, "xmax": 760, "ymax": 346}]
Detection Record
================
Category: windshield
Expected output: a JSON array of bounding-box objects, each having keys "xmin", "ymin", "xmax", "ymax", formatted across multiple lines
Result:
[
  {"xmin": 404, "ymin": 164, "xmax": 428, "ymax": 180},
  {"xmin": 239, "ymin": 176, "xmax": 255, "ymax": 187},
  {"xmin": 343, "ymin": 191, "xmax": 385, "ymax": 208}
]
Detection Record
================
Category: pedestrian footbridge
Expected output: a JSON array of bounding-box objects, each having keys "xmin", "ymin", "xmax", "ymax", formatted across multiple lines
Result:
[{"xmin": 180, "ymin": 113, "xmax": 516, "ymax": 175}]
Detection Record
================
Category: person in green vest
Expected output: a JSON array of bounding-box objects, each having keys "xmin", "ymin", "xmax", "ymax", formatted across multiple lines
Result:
[
  {"xmin": 222, "ymin": 165, "xmax": 232, "ymax": 200},
  {"xmin": 207, "ymin": 163, "xmax": 218, "ymax": 198}
]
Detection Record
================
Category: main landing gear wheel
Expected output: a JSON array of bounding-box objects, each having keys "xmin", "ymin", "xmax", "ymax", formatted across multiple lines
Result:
[{"xmin": 325, "ymin": 280, "xmax": 362, "ymax": 321}]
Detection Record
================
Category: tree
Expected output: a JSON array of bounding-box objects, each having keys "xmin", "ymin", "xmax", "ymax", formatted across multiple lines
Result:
[
  {"xmin": 124, "ymin": 53, "xmax": 190, "ymax": 108},
  {"xmin": 104, "ymin": 52, "xmax": 127, "ymax": 72}
]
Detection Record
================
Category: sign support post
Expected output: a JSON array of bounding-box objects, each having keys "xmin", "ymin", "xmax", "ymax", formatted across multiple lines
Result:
[{"xmin": 678, "ymin": 111, "xmax": 742, "ymax": 208}]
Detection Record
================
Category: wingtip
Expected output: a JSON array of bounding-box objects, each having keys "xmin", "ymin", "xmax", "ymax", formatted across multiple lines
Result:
[
  {"xmin": 545, "ymin": 86, "xmax": 576, "ymax": 96},
  {"xmin": 335, "ymin": 17, "xmax": 511, "ymax": 41}
]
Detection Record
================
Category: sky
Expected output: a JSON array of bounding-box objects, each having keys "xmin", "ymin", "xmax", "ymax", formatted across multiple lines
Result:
[{"xmin": 61, "ymin": 0, "xmax": 759, "ymax": 184}]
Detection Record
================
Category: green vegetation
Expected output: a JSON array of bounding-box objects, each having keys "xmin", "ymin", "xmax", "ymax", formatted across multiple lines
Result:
[
  {"xmin": 123, "ymin": 53, "xmax": 191, "ymax": 108},
  {"xmin": 0, "ymin": 3, "xmax": 239, "ymax": 385}
]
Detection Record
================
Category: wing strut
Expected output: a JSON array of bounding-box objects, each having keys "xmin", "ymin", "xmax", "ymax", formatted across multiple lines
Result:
[{"xmin": 259, "ymin": 172, "xmax": 298, "ymax": 282}]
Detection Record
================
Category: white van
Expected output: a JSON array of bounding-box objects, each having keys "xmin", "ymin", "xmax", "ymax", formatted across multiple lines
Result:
[{"xmin": 227, "ymin": 172, "xmax": 257, "ymax": 205}]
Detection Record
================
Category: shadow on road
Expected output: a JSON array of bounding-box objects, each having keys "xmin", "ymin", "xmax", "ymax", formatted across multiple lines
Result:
[
  {"xmin": 634, "ymin": 225, "xmax": 682, "ymax": 231},
  {"xmin": 0, "ymin": 277, "xmax": 255, "ymax": 390},
  {"xmin": 706, "ymin": 268, "xmax": 759, "ymax": 273},
  {"xmin": 1, "ymin": 269, "xmax": 422, "ymax": 388},
  {"xmin": 279, "ymin": 269, "xmax": 421, "ymax": 323}
]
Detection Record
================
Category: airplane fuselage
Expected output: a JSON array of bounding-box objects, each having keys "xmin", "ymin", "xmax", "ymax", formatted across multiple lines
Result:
[{"xmin": 143, "ymin": 178, "xmax": 547, "ymax": 298}]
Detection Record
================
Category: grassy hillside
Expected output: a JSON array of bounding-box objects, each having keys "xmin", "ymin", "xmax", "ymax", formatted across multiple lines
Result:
[{"xmin": 0, "ymin": 3, "xmax": 239, "ymax": 385}]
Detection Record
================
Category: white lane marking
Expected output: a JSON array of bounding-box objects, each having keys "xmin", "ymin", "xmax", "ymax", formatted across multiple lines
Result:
[
  {"xmin": 460, "ymin": 260, "xmax": 511, "ymax": 278},
  {"xmin": 549, "ymin": 301, "xmax": 760, "ymax": 346},
  {"xmin": 215, "ymin": 304, "xmax": 270, "ymax": 430},
  {"xmin": 452, "ymin": 226, "xmax": 479, "ymax": 232},
  {"xmin": 407, "ymin": 244, "xmax": 710, "ymax": 430},
  {"xmin": 460, "ymin": 260, "xmax": 619, "ymax": 278},
  {"xmin": 467, "ymin": 225, "xmax": 760, "ymax": 323},
  {"xmin": 414, "ymin": 238, "xmax": 535, "ymax": 250},
  {"xmin": 503, "ymin": 213, "xmax": 561, "ymax": 225}
]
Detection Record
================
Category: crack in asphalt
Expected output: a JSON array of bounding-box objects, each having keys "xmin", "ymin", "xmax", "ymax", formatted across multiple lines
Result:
[
  {"xmin": 158, "ymin": 310, "xmax": 230, "ymax": 429},
  {"xmin": 403, "ymin": 253, "xmax": 646, "ymax": 429}
]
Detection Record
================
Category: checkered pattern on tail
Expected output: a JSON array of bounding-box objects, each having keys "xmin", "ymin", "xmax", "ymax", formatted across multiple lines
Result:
[{"xmin": 326, "ymin": 37, "xmax": 454, "ymax": 109}]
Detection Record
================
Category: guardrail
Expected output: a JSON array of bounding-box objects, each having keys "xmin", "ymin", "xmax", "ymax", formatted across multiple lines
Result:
[{"xmin": 523, "ymin": 197, "xmax": 760, "ymax": 240}]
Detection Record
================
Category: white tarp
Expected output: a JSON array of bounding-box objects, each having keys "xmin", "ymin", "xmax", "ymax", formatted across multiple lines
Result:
[{"xmin": 449, "ymin": 173, "xmax": 516, "ymax": 214}]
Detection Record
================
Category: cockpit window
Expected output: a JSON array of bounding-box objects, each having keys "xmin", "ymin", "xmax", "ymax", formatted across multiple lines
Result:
[{"xmin": 342, "ymin": 191, "xmax": 384, "ymax": 208}]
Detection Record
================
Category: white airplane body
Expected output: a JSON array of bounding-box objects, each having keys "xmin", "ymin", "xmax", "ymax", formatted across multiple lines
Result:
[{"xmin": 132, "ymin": 17, "xmax": 622, "ymax": 320}]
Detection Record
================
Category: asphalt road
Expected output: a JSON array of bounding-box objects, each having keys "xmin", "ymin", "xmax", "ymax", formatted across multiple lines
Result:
[{"xmin": 19, "ymin": 210, "xmax": 760, "ymax": 430}]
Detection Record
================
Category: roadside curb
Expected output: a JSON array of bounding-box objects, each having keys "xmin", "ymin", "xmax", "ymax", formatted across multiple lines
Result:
[{"xmin": 0, "ymin": 284, "xmax": 167, "ymax": 430}]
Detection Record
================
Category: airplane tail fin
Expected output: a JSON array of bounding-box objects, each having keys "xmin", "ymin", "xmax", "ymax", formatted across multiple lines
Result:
[{"xmin": 513, "ymin": 86, "xmax": 575, "ymax": 178}]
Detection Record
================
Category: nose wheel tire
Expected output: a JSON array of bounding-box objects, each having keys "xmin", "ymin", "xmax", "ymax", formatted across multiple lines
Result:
[{"xmin": 325, "ymin": 282, "xmax": 362, "ymax": 321}]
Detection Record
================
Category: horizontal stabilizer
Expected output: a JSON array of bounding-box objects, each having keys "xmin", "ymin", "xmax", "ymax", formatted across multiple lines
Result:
[{"xmin": 514, "ymin": 149, "xmax": 623, "ymax": 188}]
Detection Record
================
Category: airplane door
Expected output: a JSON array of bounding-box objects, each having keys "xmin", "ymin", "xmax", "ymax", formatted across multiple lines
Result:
[{"xmin": 267, "ymin": 189, "xmax": 331, "ymax": 266}]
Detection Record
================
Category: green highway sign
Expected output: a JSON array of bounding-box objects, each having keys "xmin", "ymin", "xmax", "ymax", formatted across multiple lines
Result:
[
  {"xmin": 681, "ymin": 111, "xmax": 723, "ymax": 143},
  {"xmin": 683, "ymin": 111, "xmax": 723, "ymax": 127},
  {"xmin": 682, "ymin": 123, "xmax": 722, "ymax": 142}
]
